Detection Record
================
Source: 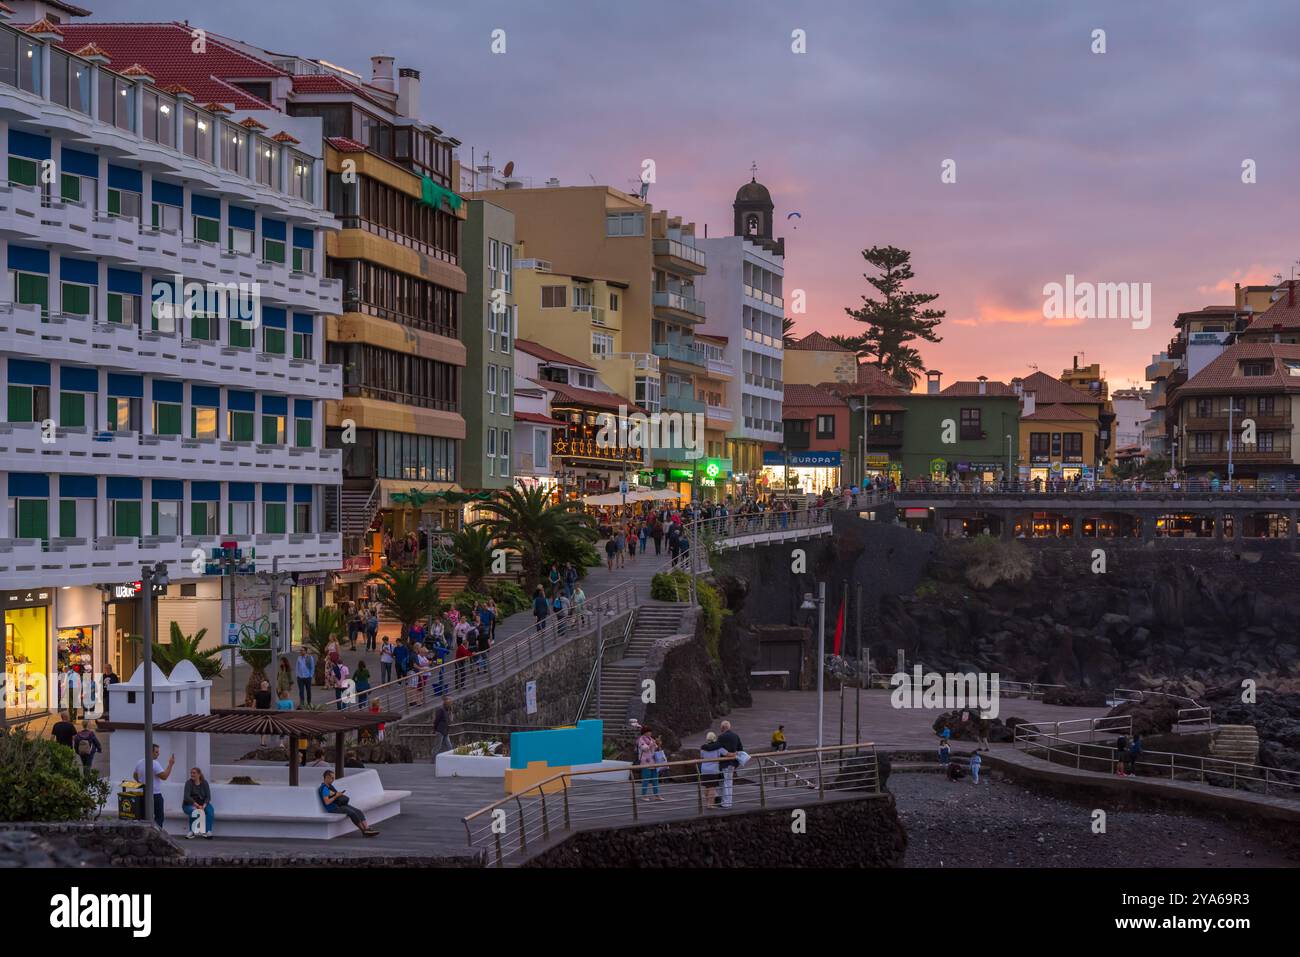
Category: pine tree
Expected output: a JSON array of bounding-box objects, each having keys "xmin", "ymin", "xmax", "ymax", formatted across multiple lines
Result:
[{"xmin": 843, "ymin": 245, "xmax": 944, "ymax": 387}]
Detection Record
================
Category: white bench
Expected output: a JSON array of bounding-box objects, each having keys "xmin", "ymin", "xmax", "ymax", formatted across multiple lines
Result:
[{"xmin": 156, "ymin": 765, "xmax": 410, "ymax": 840}]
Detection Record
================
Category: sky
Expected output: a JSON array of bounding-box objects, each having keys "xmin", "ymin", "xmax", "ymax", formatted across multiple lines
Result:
[{"xmin": 108, "ymin": 0, "xmax": 1300, "ymax": 391}]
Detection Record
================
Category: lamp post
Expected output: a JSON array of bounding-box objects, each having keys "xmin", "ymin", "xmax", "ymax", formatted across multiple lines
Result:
[
  {"xmin": 1006, "ymin": 434, "xmax": 1013, "ymax": 488},
  {"xmin": 800, "ymin": 583, "xmax": 826, "ymax": 749},
  {"xmin": 140, "ymin": 560, "xmax": 170, "ymax": 818}
]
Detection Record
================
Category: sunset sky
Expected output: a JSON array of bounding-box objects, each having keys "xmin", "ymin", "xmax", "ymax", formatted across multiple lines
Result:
[{"xmin": 117, "ymin": 0, "xmax": 1300, "ymax": 390}]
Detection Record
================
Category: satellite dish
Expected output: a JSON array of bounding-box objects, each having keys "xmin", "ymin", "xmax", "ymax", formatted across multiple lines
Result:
[{"xmin": 503, "ymin": 161, "xmax": 515, "ymax": 177}]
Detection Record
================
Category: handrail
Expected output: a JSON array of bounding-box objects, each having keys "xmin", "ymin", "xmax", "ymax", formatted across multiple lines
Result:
[
  {"xmin": 461, "ymin": 740, "xmax": 881, "ymax": 866},
  {"xmin": 574, "ymin": 601, "xmax": 636, "ymax": 723}
]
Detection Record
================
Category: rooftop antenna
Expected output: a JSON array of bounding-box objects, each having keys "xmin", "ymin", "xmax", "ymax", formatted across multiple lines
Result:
[{"xmin": 750, "ymin": 160, "xmax": 758, "ymax": 181}]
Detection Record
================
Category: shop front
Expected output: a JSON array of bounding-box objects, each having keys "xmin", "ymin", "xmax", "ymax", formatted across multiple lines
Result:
[
  {"xmin": 2, "ymin": 587, "xmax": 52, "ymax": 724},
  {"xmin": 865, "ymin": 453, "xmax": 903, "ymax": 486},
  {"xmin": 761, "ymin": 450, "xmax": 842, "ymax": 496},
  {"xmin": 289, "ymin": 572, "xmax": 325, "ymax": 648},
  {"xmin": 551, "ymin": 412, "xmax": 645, "ymax": 504},
  {"xmin": 694, "ymin": 457, "xmax": 733, "ymax": 502},
  {"xmin": 105, "ymin": 578, "xmax": 168, "ymax": 679},
  {"xmin": 55, "ymin": 585, "xmax": 103, "ymax": 709}
]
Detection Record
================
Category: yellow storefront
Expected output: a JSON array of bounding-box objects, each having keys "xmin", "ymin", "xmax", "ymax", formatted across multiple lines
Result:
[{"xmin": 3, "ymin": 590, "xmax": 51, "ymax": 723}]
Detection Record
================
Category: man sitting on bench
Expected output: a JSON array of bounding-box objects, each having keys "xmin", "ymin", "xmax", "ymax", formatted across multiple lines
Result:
[{"xmin": 318, "ymin": 770, "xmax": 379, "ymax": 837}]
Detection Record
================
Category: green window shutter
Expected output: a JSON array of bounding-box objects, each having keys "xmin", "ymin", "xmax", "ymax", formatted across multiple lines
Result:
[
  {"xmin": 108, "ymin": 189, "xmax": 121, "ymax": 215},
  {"xmin": 230, "ymin": 320, "xmax": 252, "ymax": 348},
  {"xmin": 107, "ymin": 293, "xmax": 123, "ymax": 324},
  {"xmin": 264, "ymin": 503, "xmax": 286, "ymax": 534},
  {"xmin": 195, "ymin": 217, "xmax": 219, "ymax": 244},
  {"xmin": 264, "ymin": 239, "xmax": 285, "ymax": 264},
  {"xmin": 59, "ymin": 391, "xmax": 85, "ymax": 428},
  {"xmin": 114, "ymin": 500, "xmax": 142, "ymax": 538},
  {"xmin": 232, "ymin": 412, "xmax": 254, "ymax": 442},
  {"xmin": 107, "ymin": 396, "xmax": 119, "ymax": 430},
  {"xmin": 264, "ymin": 327, "xmax": 285, "ymax": 355},
  {"xmin": 17, "ymin": 273, "xmax": 49, "ymax": 310},
  {"xmin": 295, "ymin": 417, "xmax": 312, "ymax": 447},
  {"xmin": 292, "ymin": 247, "xmax": 304, "ymax": 271},
  {"xmin": 190, "ymin": 502, "xmax": 206, "ymax": 535},
  {"xmin": 60, "ymin": 173, "xmax": 81, "ymax": 203},
  {"xmin": 59, "ymin": 499, "xmax": 77, "ymax": 538},
  {"xmin": 9, "ymin": 157, "xmax": 38, "ymax": 187},
  {"xmin": 192, "ymin": 314, "xmax": 209, "ymax": 340},
  {"xmin": 261, "ymin": 415, "xmax": 283, "ymax": 445},
  {"xmin": 292, "ymin": 333, "xmax": 309, "ymax": 360},
  {"xmin": 17, "ymin": 499, "xmax": 48, "ymax": 540},
  {"xmin": 62, "ymin": 282, "xmax": 91, "ymax": 316},
  {"xmin": 156, "ymin": 402, "xmax": 182, "ymax": 435},
  {"xmin": 8, "ymin": 385, "xmax": 33, "ymax": 423}
]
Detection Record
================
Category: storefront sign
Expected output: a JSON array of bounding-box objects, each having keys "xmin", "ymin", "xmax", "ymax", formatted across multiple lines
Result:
[
  {"xmin": 293, "ymin": 573, "xmax": 327, "ymax": 587},
  {"xmin": 1, "ymin": 589, "xmax": 51, "ymax": 609},
  {"xmin": 107, "ymin": 580, "xmax": 167, "ymax": 602},
  {"xmin": 668, "ymin": 468, "xmax": 693, "ymax": 482},
  {"xmin": 552, "ymin": 429, "xmax": 645, "ymax": 465},
  {"xmin": 928, "ymin": 457, "xmax": 948, "ymax": 475},
  {"xmin": 865, "ymin": 454, "xmax": 892, "ymax": 468},
  {"xmin": 525, "ymin": 680, "xmax": 538, "ymax": 716},
  {"xmin": 762, "ymin": 451, "xmax": 841, "ymax": 468}
]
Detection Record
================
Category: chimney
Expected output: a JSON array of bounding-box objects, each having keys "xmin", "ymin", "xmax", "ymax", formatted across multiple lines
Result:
[
  {"xmin": 397, "ymin": 67, "xmax": 420, "ymax": 119},
  {"xmin": 926, "ymin": 369, "xmax": 942, "ymax": 395},
  {"xmin": 1073, "ymin": 355, "xmax": 1079, "ymax": 371},
  {"xmin": 1023, "ymin": 390, "xmax": 1036, "ymax": 417},
  {"xmin": 977, "ymin": 375, "xmax": 988, "ymax": 396},
  {"xmin": 370, "ymin": 55, "xmax": 396, "ymax": 93},
  {"xmin": 1011, "ymin": 377, "xmax": 1023, "ymax": 396},
  {"xmin": 1235, "ymin": 282, "xmax": 1243, "ymax": 310}
]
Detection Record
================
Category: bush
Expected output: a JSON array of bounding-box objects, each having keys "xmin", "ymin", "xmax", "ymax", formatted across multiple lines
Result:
[
  {"xmin": 650, "ymin": 570, "xmax": 691, "ymax": 602},
  {"xmin": 951, "ymin": 538, "xmax": 1032, "ymax": 590},
  {"xmin": 0, "ymin": 730, "xmax": 111, "ymax": 822},
  {"xmin": 448, "ymin": 589, "xmax": 491, "ymax": 618},
  {"xmin": 697, "ymin": 580, "xmax": 724, "ymax": 662},
  {"xmin": 488, "ymin": 580, "xmax": 530, "ymax": 617}
]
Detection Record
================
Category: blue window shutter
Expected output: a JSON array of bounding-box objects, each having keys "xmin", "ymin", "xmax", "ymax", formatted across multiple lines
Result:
[
  {"xmin": 60, "ymin": 257, "xmax": 99, "ymax": 285},
  {"xmin": 106, "ymin": 477, "xmax": 143, "ymax": 499},
  {"xmin": 152, "ymin": 479, "xmax": 183, "ymax": 500},
  {"xmin": 8, "ymin": 473, "xmax": 49, "ymax": 498},
  {"xmin": 8, "ymin": 246, "xmax": 50, "ymax": 274},
  {"xmin": 261, "ymin": 395, "xmax": 288, "ymax": 416},
  {"xmin": 151, "ymin": 179, "xmax": 184, "ymax": 207},
  {"xmin": 228, "ymin": 482, "xmax": 255, "ymax": 502},
  {"xmin": 292, "ymin": 227, "xmax": 315, "ymax": 249},
  {"xmin": 191, "ymin": 481, "xmax": 220, "ymax": 501},
  {"xmin": 228, "ymin": 206, "xmax": 255, "ymax": 230},
  {"xmin": 191, "ymin": 385, "xmax": 220, "ymax": 408},
  {"xmin": 261, "ymin": 306, "xmax": 286, "ymax": 329},
  {"xmin": 261, "ymin": 483, "xmax": 287, "ymax": 503},
  {"xmin": 294, "ymin": 484, "xmax": 313, "ymax": 504},
  {"xmin": 226, "ymin": 390, "xmax": 256, "ymax": 413},
  {"xmin": 8, "ymin": 130, "xmax": 51, "ymax": 160},
  {"xmin": 152, "ymin": 379, "xmax": 184, "ymax": 404},
  {"xmin": 106, "ymin": 373, "xmax": 144, "ymax": 399},
  {"xmin": 107, "ymin": 268, "xmax": 143, "ymax": 295},
  {"xmin": 59, "ymin": 475, "xmax": 97, "ymax": 498},
  {"xmin": 61, "ymin": 148, "xmax": 99, "ymax": 178},
  {"xmin": 60, "ymin": 366, "xmax": 99, "ymax": 393},
  {"xmin": 107, "ymin": 164, "xmax": 143, "ymax": 193},
  {"xmin": 294, "ymin": 399, "xmax": 314, "ymax": 419},
  {"xmin": 191, "ymin": 194, "xmax": 220, "ymax": 219},
  {"xmin": 8, "ymin": 358, "xmax": 51, "ymax": 386},
  {"xmin": 293, "ymin": 313, "xmax": 314, "ymax": 335},
  {"xmin": 262, "ymin": 218, "xmax": 286, "ymax": 242}
]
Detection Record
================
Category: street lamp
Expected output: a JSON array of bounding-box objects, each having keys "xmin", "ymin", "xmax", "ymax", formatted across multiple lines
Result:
[
  {"xmin": 1006, "ymin": 434, "xmax": 1013, "ymax": 488},
  {"xmin": 800, "ymin": 582, "xmax": 826, "ymax": 749},
  {"xmin": 140, "ymin": 560, "xmax": 170, "ymax": 819}
]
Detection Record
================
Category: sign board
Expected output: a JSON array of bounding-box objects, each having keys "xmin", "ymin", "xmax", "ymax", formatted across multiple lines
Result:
[
  {"xmin": 619, "ymin": 480, "xmax": 628, "ymax": 494},
  {"xmin": 525, "ymin": 680, "xmax": 538, "ymax": 716},
  {"xmin": 108, "ymin": 580, "xmax": 168, "ymax": 602},
  {"xmin": 225, "ymin": 623, "xmax": 240, "ymax": 647},
  {"xmin": 762, "ymin": 451, "xmax": 841, "ymax": 468}
]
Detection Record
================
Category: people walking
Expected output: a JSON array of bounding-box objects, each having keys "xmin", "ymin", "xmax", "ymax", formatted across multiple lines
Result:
[
  {"xmin": 1114, "ymin": 734, "xmax": 1129, "ymax": 776},
  {"xmin": 699, "ymin": 732, "xmax": 724, "ymax": 809},
  {"xmin": 72, "ymin": 720, "xmax": 101, "ymax": 772},
  {"xmin": 1127, "ymin": 734, "xmax": 1142, "ymax": 776},
  {"xmin": 432, "ymin": 697, "xmax": 453, "ymax": 763},
  {"xmin": 604, "ymin": 536, "xmax": 617, "ymax": 571},
  {"xmin": 295, "ymin": 647, "xmax": 315, "ymax": 707},
  {"xmin": 939, "ymin": 740, "xmax": 951, "ymax": 770},
  {"xmin": 379, "ymin": 637, "xmax": 394, "ymax": 685},
  {"xmin": 532, "ymin": 585, "xmax": 550, "ymax": 632},
  {"xmin": 254, "ymin": 679, "xmax": 273, "ymax": 745},
  {"xmin": 365, "ymin": 609, "xmax": 380, "ymax": 651}
]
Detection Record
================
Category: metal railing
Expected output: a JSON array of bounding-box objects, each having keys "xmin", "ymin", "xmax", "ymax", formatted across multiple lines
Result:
[
  {"xmin": 462, "ymin": 741, "xmax": 880, "ymax": 867},
  {"xmin": 341, "ymin": 579, "xmax": 638, "ymax": 718},
  {"xmin": 1013, "ymin": 720, "xmax": 1300, "ymax": 800},
  {"xmin": 896, "ymin": 479, "xmax": 1300, "ymax": 499},
  {"xmin": 1111, "ymin": 688, "xmax": 1212, "ymax": 728},
  {"xmin": 574, "ymin": 602, "xmax": 636, "ymax": 723}
]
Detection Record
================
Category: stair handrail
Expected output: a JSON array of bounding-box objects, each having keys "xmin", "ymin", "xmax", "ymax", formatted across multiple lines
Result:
[{"xmin": 574, "ymin": 599, "xmax": 637, "ymax": 724}]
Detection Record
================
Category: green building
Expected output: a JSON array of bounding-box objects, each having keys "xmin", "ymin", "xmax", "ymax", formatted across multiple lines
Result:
[
  {"xmin": 894, "ymin": 393, "xmax": 1020, "ymax": 481},
  {"xmin": 461, "ymin": 199, "xmax": 517, "ymax": 493}
]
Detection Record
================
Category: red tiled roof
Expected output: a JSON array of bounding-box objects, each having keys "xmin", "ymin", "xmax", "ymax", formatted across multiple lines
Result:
[
  {"xmin": 160, "ymin": 82, "xmax": 194, "ymax": 98},
  {"xmin": 0, "ymin": 3, "xmax": 16, "ymax": 15},
  {"xmin": 1175, "ymin": 342, "xmax": 1300, "ymax": 397},
  {"xmin": 514, "ymin": 339, "xmax": 596, "ymax": 371},
  {"xmin": 24, "ymin": 17, "xmax": 63, "ymax": 36},
  {"xmin": 1022, "ymin": 403, "xmax": 1094, "ymax": 422},
  {"xmin": 272, "ymin": 131, "xmax": 300, "ymax": 144},
  {"xmin": 939, "ymin": 380, "xmax": 1016, "ymax": 397},
  {"xmin": 238, "ymin": 116, "xmax": 268, "ymax": 130},
  {"xmin": 202, "ymin": 102, "xmax": 233, "ymax": 115},
  {"xmin": 788, "ymin": 331, "xmax": 854, "ymax": 353},
  {"xmin": 120, "ymin": 63, "xmax": 155, "ymax": 80},
  {"xmin": 514, "ymin": 411, "xmax": 566, "ymax": 427},
  {"xmin": 325, "ymin": 136, "xmax": 367, "ymax": 153},
  {"xmin": 292, "ymin": 73, "xmax": 392, "ymax": 111},
  {"xmin": 1019, "ymin": 370, "xmax": 1099, "ymax": 405},
  {"xmin": 1244, "ymin": 284, "xmax": 1300, "ymax": 332},
  {"xmin": 537, "ymin": 380, "xmax": 643, "ymax": 415},
  {"xmin": 73, "ymin": 42, "xmax": 110, "ymax": 62},
  {"xmin": 53, "ymin": 23, "xmax": 284, "ymax": 111},
  {"xmin": 783, "ymin": 383, "xmax": 847, "ymax": 408}
]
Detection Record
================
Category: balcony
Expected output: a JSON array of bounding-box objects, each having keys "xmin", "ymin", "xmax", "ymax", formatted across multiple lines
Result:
[
  {"xmin": 662, "ymin": 392, "xmax": 706, "ymax": 414},
  {"xmin": 652, "ymin": 291, "xmax": 706, "ymax": 321},
  {"xmin": 0, "ymin": 530, "xmax": 341, "ymax": 590},
  {"xmin": 652, "ymin": 341, "xmax": 707, "ymax": 367},
  {"xmin": 868, "ymin": 429, "xmax": 904, "ymax": 447},
  {"xmin": 706, "ymin": 356, "xmax": 735, "ymax": 378},
  {"xmin": 1185, "ymin": 410, "xmax": 1291, "ymax": 430},
  {"xmin": 0, "ymin": 302, "xmax": 341, "ymax": 400},
  {"xmin": 591, "ymin": 351, "xmax": 659, "ymax": 374},
  {"xmin": 652, "ymin": 238, "xmax": 707, "ymax": 274},
  {"xmin": 743, "ymin": 371, "xmax": 782, "ymax": 392},
  {"xmin": 743, "ymin": 284, "xmax": 784, "ymax": 310},
  {"xmin": 705, "ymin": 405, "xmax": 734, "ymax": 426}
]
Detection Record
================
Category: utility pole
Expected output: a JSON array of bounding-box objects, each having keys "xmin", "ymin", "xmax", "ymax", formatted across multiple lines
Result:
[
  {"xmin": 224, "ymin": 551, "xmax": 238, "ymax": 709},
  {"xmin": 855, "ymin": 580, "xmax": 862, "ymax": 751},
  {"xmin": 1227, "ymin": 399, "xmax": 1235, "ymax": 485},
  {"xmin": 140, "ymin": 561, "xmax": 169, "ymax": 821}
]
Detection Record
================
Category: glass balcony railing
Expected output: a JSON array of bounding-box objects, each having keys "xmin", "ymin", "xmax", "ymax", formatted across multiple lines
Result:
[
  {"xmin": 662, "ymin": 393, "xmax": 706, "ymax": 414},
  {"xmin": 652, "ymin": 341, "xmax": 707, "ymax": 366},
  {"xmin": 652, "ymin": 291, "xmax": 706, "ymax": 319},
  {"xmin": 653, "ymin": 238, "xmax": 706, "ymax": 269}
]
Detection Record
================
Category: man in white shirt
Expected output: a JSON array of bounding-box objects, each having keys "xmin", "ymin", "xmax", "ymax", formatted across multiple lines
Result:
[{"xmin": 133, "ymin": 743, "xmax": 175, "ymax": 828}]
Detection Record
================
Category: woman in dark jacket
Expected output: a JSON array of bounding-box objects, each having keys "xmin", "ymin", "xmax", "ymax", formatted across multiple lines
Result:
[{"xmin": 182, "ymin": 768, "xmax": 214, "ymax": 839}]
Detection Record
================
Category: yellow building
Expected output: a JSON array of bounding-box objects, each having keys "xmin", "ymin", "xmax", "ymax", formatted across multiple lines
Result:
[
  {"xmin": 1014, "ymin": 371, "xmax": 1104, "ymax": 482},
  {"xmin": 783, "ymin": 331, "xmax": 858, "ymax": 386}
]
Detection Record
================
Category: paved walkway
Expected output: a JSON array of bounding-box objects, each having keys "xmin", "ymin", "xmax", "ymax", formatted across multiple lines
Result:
[{"xmin": 681, "ymin": 689, "xmax": 1111, "ymax": 753}]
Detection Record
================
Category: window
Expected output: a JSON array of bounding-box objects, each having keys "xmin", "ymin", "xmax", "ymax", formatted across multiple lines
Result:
[
  {"xmin": 289, "ymin": 152, "xmax": 312, "ymax": 200},
  {"xmin": 59, "ymin": 390, "xmax": 91, "ymax": 428},
  {"xmin": 193, "ymin": 214, "xmax": 220, "ymax": 244},
  {"xmin": 12, "ymin": 498, "xmax": 48, "ymax": 542},
  {"xmin": 294, "ymin": 502, "xmax": 311, "ymax": 533},
  {"xmin": 816, "ymin": 414, "xmax": 835, "ymax": 439},
  {"xmin": 605, "ymin": 212, "xmax": 645, "ymax": 236},
  {"xmin": 499, "ymin": 430, "xmax": 510, "ymax": 477},
  {"xmin": 7, "ymin": 156, "xmax": 41, "ymax": 192},
  {"xmin": 959, "ymin": 408, "xmax": 982, "ymax": 441},
  {"xmin": 609, "ymin": 292, "xmax": 620, "ymax": 312},
  {"xmin": 1258, "ymin": 396, "xmax": 1276, "ymax": 415},
  {"xmin": 292, "ymin": 245, "xmax": 313, "ymax": 272},
  {"xmin": 7, "ymin": 384, "xmax": 49, "ymax": 423},
  {"xmin": 263, "ymin": 502, "xmax": 287, "ymax": 534},
  {"xmin": 1062, "ymin": 433, "xmax": 1084, "ymax": 461},
  {"xmin": 264, "ymin": 326, "xmax": 286, "ymax": 355},
  {"xmin": 153, "ymin": 500, "xmax": 180, "ymax": 537},
  {"xmin": 501, "ymin": 305, "xmax": 514, "ymax": 354},
  {"xmin": 1192, "ymin": 432, "xmax": 1216, "ymax": 453},
  {"xmin": 1195, "ymin": 398, "xmax": 1213, "ymax": 418},
  {"xmin": 153, "ymin": 401, "xmax": 182, "ymax": 436},
  {"xmin": 11, "ymin": 269, "xmax": 49, "ymax": 316},
  {"xmin": 228, "ymin": 410, "xmax": 254, "ymax": 442},
  {"xmin": 487, "ymin": 306, "xmax": 497, "ymax": 353},
  {"xmin": 256, "ymin": 141, "xmax": 279, "ymax": 189},
  {"xmin": 228, "ymin": 226, "xmax": 254, "ymax": 255},
  {"xmin": 190, "ymin": 311, "xmax": 219, "ymax": 342},
  {"xmin": 501, "ymin": 244, "xmax": 512, "ymax": 293},
  {"xmin": 541, "ymin": 285, "xmax": 567, "ymax": 308},
  {"xmin": 107, "ymin": 395, "xmax": 141, "ymax": 432},
  {"xmin": 191, "ymin": 500, "xmax": 217, "ymax": 535},
  {"xmin": 151, "ymin": 202, "xmax": 181, "ymax": 232},
  {"xmin": 1257, "ymin": 432, "xmax": 1275, "ymax": 452},
  {"xmin": 329, "ymin": 342, "xmax": 460, "ymax": 411},
  {"xmin": 533, "ymin": 428, "xmax": 549, "ymax": 469},
  {"xmin": 60, "ymin": 172, "xmax": 95, "ymax": 208},
  {"xmin": 488, "ymin": 239, "xmax": 499, "ymax": 292},
  {"xmin": 4, "ymin": 36, "xmax": 42, "ymax": 95},
  {"xmin": 1241, "ymin": 361, "xmax": 1271, "ymax": 377},
  {"xmin": 142, "ymin": 92, "xmax": 176, "ymax": 147},
  {"xmin": 221, "ymin": 128, "xmax": 247, "ymax": 175},
  {"xmin": 60, "ymin": 282, "xmax": 94, "ymax": 319},
  {"xmin": 487, "ymin": 428, "xmax": 497, "ymax": 477},
  {"xmin": 263, "ymin": 237, "xmax": 286, "ymax": 265},
  {"xmin": 572, "ymin": 285, "xmax": 593, "ymax": 308},
  {"xmin": 295, "ymin": 414, "xmax": 312, "ymax": 448},
  {"xmin": 182, "ymin": 108, "xmax": 212, "ymax": 161},
  {"xmin": 107, "ymin": 187, "xmax": 142, "ymax": 221},
  {"xmin": 574, "ymin": 371, "xmax": 595, "ymax": 388},
  {"xmin": 635, "ymin": 376, "xmax": 661, "ymax": 414},
  {"xmin": 487, "ymin": 364, "xmax": 497, "ymax": 413},
  {"xmin": 111, "ymin": 499, "xmax": 142, "ymax": 538},
  {"xmin": 59, "ymin": 498, "xmax": 94, "ymax": 538},
  {"xmin": 107, "ymin": 292, "xmax": 139, "ymax": 326},
  {"xmin": 229, "ymin": 320, "xmax": 253, "ymax": 349},
  {"xmin": 49, "ymin": 49, "xmax": 90, "ymax": 114},
  {"xmin": 592, "ymin": 333, "xmax": 614, "ymax": 356},
  {"xmin": 98, "ymin": 73, "xmax": 134, "ymax": 130},
  {"xmin": 499, "ymin": 374, "xmax": 510, "ymax": 414},
  {"xmin": 192, "ymin": 406, "xmax": 218, "ymax": 439},
  {"xmin": 261, "ymin": 414, "xmax": 286, "ymax": 445},
  {"xmin": 1029, "ymin": 432, "xmax": 1050, "ymax": 460},
  {"xmin": 228, "ymin": 501, "xmax": 252, "ymax": 535},
  {"xmin": 292, "ymin": 330, "xmax": 313, "ymax": 361}
]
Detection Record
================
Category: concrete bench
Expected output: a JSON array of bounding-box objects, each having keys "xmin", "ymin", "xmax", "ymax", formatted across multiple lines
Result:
[
  {"xmin": 750, "ymin": 670, "xmax": 792, "ymax": 691},
  {"xmin": 156, "ymin": 765, "xmax": 410, "ymax": 840}
]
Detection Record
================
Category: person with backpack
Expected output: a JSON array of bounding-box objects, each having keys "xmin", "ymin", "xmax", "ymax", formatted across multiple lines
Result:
[
  {"xmin": 72, "ymin": 720, "xmax": 101, "ymax": 772},
  {"xmin": 365, "ymin": 609, "xmax": 380, "ymax": 651},
  {"xmin": 651, "ymin": 520, "xmax": 664, "ymax": 556},
  {"xmin": 939, "ymin": 740, "xmax": 951, "ymax": 771},
  {"xmin": 1114, "ymin": 734, "xmax": 1129, "ymax": 776},
  {"xmin": 604, "ymin": 536, "xmax": 617, "ymax": 571},
  {"xmin": 1127, "ymin": 734, "xmax": 1143, "ymax": 776},
  {"xmin": 392, "ymin": 638, "xmax": 411, "ymax": 679},
  {"xmin": 553, "ymin": 590, "xmax": 570, "ymax": 636},
  {"xmin": 532, "ymin": 585, "xmax": 550, "ymax": 632}
]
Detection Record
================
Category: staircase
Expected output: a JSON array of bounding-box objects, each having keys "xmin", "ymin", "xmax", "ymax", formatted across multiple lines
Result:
[
  {"xmin": 339, "ymin": 484, "xmax": 382, "ymax": 538},
  {"xmin": 589, "ymin": 604, "xmax": 687, "ymax": 724},
  {"xmin": 1209, "ymin": 725, "xmax": 1259, "ymax": 764}
]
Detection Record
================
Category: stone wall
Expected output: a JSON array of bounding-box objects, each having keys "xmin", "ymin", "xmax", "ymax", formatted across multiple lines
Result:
[
  {"xmin": 635, "ymin": 607, "xmax": 729, "ymax": 751},
  {"xmin": 0, "ymin": 822, "xmax": 181, "ymax": 866},
  {"xmin": 523, "ymin": 793, "xmax": 906, "ymax": 868}
]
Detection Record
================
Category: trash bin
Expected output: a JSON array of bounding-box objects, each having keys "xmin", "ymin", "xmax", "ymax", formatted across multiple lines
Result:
[{"xmin": 117, "ymin": 781, "xmax": 145, "ymax": 821}]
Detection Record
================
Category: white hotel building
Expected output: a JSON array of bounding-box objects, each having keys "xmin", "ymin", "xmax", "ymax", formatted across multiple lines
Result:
[{"xmin": 0, "ymin": 10, "xmax": 341, "ymax": 723}]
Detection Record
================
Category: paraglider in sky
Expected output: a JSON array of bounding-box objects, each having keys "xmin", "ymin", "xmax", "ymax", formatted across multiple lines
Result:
[{"xmin": 787, "ymin": 210, "xmax": 801, "ymax": 229}]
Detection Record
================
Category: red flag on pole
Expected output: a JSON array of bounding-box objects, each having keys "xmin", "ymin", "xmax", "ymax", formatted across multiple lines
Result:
[{"xmin": 832, "ymin": 595, "xmax": 845, "ymax": 656}]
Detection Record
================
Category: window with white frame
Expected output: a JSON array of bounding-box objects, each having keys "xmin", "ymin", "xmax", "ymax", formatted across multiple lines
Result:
[
  {"xmin": 499, "ymin": 430, "xmax": 510, "ymax": 476},
  {"xmin": 487, "ymin": 364, "xmax": 497, "ymax": 413},
  {"xmin": 487, "ymin": 427, "xmax": 497, "ymax": 476},
  {"xmin": 501, "ymin": 243, "xmax": 512, "ymax": 293},
  {"xmin": 592, "ymin": 332, "xmax": 613, "ymax": 357},
  {"xmin": 500, "ymin": 305, "xmax": 514, "ymax": 354},
  {"xmin": 499, "ymin": 374, "xmax": 510, "ymax": 414},
  {"xmin": 533, "ymin": 428, "xmax": 549, "ymax": 469},
  {"xmin": 487, "ymin": 306, "xmax": 497, "ymax": 352}
]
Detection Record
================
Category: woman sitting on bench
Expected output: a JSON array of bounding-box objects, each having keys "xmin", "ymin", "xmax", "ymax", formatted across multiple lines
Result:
[{"xmin": 318, "ymin": 770, "xmax": 379, "ymax": 837}]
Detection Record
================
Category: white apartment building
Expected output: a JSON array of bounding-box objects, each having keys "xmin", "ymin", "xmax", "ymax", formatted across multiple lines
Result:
[{"xmin": 0, "ymin": 12, "xmax": 341, "ymax": 723}]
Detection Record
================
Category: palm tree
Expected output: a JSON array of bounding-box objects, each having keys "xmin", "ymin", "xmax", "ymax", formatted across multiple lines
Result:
[
  {"xmin": 782, "ymin": 316, "xmax": 797, "ymax": 346},
  {"xmin": 474, "ymin": 485, "xmax": 596, "ymax": 588},
  {"xmin": 127, "ymin": 622, "xmax": 223, "ymax": 679},
  {"xmin": 368, "ymin": 565, "xmax": 441, "ymax": 642},
  {"xmin": 452, "ymin": 525, "xmax": 496, "ymax": 593},
  {"xmin": 238, "ymin": 629, "xmax": 273, "ymax": 705},
  {"xmin": 303, "ymin": 607, "xmax": 345, "ymax": 684}
]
